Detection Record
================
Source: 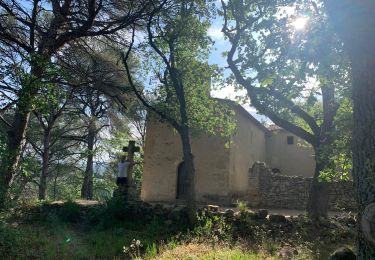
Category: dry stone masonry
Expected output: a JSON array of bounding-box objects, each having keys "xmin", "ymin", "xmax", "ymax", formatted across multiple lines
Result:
[{"xmin": 248, "ymin": 162, "xmax": 357, "ymax": 210}]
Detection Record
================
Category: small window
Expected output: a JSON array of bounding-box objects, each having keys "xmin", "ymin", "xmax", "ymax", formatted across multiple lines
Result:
[{"xmin": 287, "ymin": 136, "xmax": 294, "ymax": 145}]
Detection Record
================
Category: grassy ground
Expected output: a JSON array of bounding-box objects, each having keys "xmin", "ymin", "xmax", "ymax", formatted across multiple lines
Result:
[
  {"xmin": 155, "ymin": 243, "xmax": 314, "ymax": 259},
  {"xmin": 0, "ymin": 200, "xmax": 355, "ymax": 259},
  {"xmin": 0, "ymin": 218, "xmax": 178, "ymax": 259}
]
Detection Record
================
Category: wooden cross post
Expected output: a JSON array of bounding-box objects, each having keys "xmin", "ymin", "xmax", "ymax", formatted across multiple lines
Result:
[{"xmin": 123, "ymin": 141, "xmax": 140, "ymax": 198}]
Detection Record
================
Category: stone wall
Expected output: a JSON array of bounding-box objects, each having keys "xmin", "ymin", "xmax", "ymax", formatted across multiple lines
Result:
[{"xmin": 248, "ymin": 162, "xmax": 357, "ymax": 211}]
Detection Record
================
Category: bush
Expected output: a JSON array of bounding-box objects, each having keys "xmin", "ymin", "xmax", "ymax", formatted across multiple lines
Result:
[
  {"xmin": 0, "ymin": 222, "xmax": 21, "ymax": 258},
  {"xmin": 58, "ymin": 201, "xmax": 82, "ymax": 223},
  {"xmin": 88, "ymin": 197, "xmax": 139, "ymax": 228},
  {"xmin": 193, "ymin": 209, "xmax": 233, "ymax": 244},
  {"xmin": 145, "ymin": 242, "xmax": 158, "ymax": 258}
]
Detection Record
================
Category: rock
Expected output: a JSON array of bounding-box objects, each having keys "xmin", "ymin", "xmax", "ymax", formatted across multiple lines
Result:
[
  {"xmin": 241, "ymin": 210, "xmax": 257, "ymax": 220},
  {"xmin": 141, "ymin": 201, "xmax": 152, "ymax": 209},
  {"xmin": 269, "ymin": 214, "xmax": 287, "ymax": 223},
  {"xmin": 278, "ymin": 246, "xmax": 294, "ymax": 259},
  {"xmin": 206, "ymin": 205, "xmax": 219, "ymax": 212},
  {"xmin": 255, "ymin": 209, "xmax": 268, "ymax": 220},
  {"xmin": 362, "ymin": 203, "xmax": 375, "ymax": 245},
  {"xmin": 233, "ymin": 211, "xmax": 241, "ymax": 219},
  {"xmin": 169, "ymin": 205, "xmax": 187, "ymax": 221},
  {"xmin": 224, "ymin": 209, "xmax": 235, "ymax": 218},
  {"xmin": 329, "ymin": 247, "xmax": 356, "ymax": 260}
]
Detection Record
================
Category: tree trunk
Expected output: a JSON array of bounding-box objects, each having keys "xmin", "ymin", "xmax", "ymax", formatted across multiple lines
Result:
[
  {"xmin": 0, "ymin": 93, "xmax": 33, "ymax": 208},
  {"xmin": 306, "ymin": 159, "xmax": 329, "ymax": 220},
  {"xmin": 53, "ymin": 174, "xmax": 58, "ymax": 201},
  {"xmin": 38, "ymin": 128, "xmax": 51, "ymax": 200},
  {"xmin": 81, "ymin": 121, "xmax": 95, "ymax": 200},
  {"xmin": 306, "ymin": 134, "xmax": 334, "ymax": 220},
  {"xmin": 0, "ymin": 60, "xmax": 44, "ymax": 208},
  {"xmin": 175, "ymin": 77, "xmax": 197, "ymax": 226},
  {"xmin": 179, "ymin": 125, "xmax": 197, "ymax": 226},
  {"xmin": 325, "ymin": 1, "xmax": 375, "ymax": 257},
  {"xmin": 351, "ymin": 53, "xmax": 375, "ymax": 258}
]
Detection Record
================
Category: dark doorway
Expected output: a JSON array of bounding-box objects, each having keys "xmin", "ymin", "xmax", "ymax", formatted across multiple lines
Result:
[{"xmin": 176, "ymin": 161, "xmax": 189, "ymax": 200}]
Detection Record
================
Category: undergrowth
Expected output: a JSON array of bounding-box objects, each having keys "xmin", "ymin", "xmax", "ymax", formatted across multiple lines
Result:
[{"xmin": 0, "ymin": 200, "xmax": 355, "ymax": 259}]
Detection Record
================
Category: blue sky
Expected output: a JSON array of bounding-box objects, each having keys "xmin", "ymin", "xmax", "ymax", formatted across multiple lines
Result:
[
  {"xmin": 206, "ymin": 15, "xmax": 264, "ymax": 121},
  {"xmin": 206, "ymin": 3, "xmax": 309, "ymax": 124}
]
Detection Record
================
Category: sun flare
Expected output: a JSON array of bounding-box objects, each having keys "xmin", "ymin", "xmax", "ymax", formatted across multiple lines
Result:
[{"xmin": 292, "ymin": 17, "xmax": 309, "ymax": 30}]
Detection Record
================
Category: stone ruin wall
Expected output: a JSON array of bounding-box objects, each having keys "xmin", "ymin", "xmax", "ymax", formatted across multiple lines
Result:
[{"xmin": 248, "ymin": 162, "xmax": 357, "ymax": 211}]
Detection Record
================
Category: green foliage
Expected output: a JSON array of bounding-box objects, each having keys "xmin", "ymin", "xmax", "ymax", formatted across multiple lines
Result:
[
  {"xmin": 0, "ymin": 201, "xmax": 356, "ymax": 259},
  {"xmin": 93, "ymin": 176, "xmax": 117, "ymax": 201},
  {"xmin": 199, "ymin": 248, "xmax": 265, "ymax": 259},
  {"xmin": 236, "ymin": 200, "xmax": 249, "ymax": 214},
  {"xmin": 194, "ymin": 210, "xmax": 233, "ymax": 244},
  {"xmin": 138, "ymin": 0, "xmax": 236, "ymax": 139},
  {"xmin": 145, "ymin": 242, "xmax": 158, "ymax": 258},
  {"xmin": 0, "ymin": 218, "xmax": 52, "ymax": 259},
  {"xmin": 0, "ymin": 129, "xmax": 6, "ymax": 161},
  {"xmin": 0, "ymin": 221, "xmax": 21, "ymax": 258},
  {"xmin": 47, "ymin": 172, "xmax": 82, "ymax": 201},
  {"xmin": 58, "ymin": 201, "xmax": 82, "ymax": 223},
  {"xmin": 16, "ymin": 54, "xmax": 63, "ymax": 114},
  {"xmin": 222, "ymin": 0, "xmax": 352, "ymax": 180},
  {"xmin": 265, "ymin": 242, "xmax": 278, "ymax": 256}
]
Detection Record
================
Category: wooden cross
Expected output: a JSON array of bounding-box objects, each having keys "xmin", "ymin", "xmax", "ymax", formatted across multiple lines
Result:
[{"xmin": 123, "ymin": 140, "xmax": 140, "ymax": 186}]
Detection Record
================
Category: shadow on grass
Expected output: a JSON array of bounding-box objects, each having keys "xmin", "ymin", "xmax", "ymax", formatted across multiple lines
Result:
[
  {"xmin": 0, "ymin": 198, "xmax": 189, "ymax": 259},
  {"xmin": 0, "ymin": 200, "xmax": 356, "ymax": 259}
]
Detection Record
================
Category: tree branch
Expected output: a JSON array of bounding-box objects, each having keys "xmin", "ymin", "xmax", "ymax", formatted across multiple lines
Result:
[{"xmin": 122, "ymin": 25, "xmax": 181, "ymax": 132}]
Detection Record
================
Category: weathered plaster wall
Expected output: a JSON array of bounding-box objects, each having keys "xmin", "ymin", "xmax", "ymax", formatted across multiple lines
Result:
[
  {"xmin": 248, "ymin": 162, "xmax": 357, "ymax": 210},
  {"xmin": 266, "ymin": 130, "xmax": 315, "ymax": 177},
  {"xmin": 229, "ymin": 109, "xmax": 267, "ymax": 198},
  {"xmin": 141, "ymin": 117, "xmax": 182, "ymax": 202},
  {"xmin": 141, "ymin": 116, "xmax": 231, "ymax": 203},
  {"xmin": 192, "ymin": 133, "xmax": 231, "ymax": 203}
]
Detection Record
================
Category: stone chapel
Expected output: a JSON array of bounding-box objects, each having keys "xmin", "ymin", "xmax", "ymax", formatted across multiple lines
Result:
[{"xmin": 140, "ymin": 100, "xmax": 316, "ymax": 205}]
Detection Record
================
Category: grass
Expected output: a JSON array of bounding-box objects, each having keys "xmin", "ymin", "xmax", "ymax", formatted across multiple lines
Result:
[
  {"xmin": 0, "ymin": 201, "xmax": 355, "ymax": 259},
  {"xmin": 157, "ymin": 244, "xmax": 267, "ymax": 259},
  {"xmin": 0, "ymin": 199, "xmax": 188, "ymax": 259},
  {"xmin": 0, "ymin": 218, "xmax": 182, "ymax": 259},
  {"xmin": 154, "ymin": 243, "xmax": 315, "ymax": 259}
]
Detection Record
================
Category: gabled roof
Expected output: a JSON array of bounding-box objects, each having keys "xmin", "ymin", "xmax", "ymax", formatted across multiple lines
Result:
[
  {"xmin": 268, "ymin": 124, "xmax": 282, "ymax": 131},
  {"xmin": 214, "ymin": 98, "xmax": 270, "ymax": 134}
]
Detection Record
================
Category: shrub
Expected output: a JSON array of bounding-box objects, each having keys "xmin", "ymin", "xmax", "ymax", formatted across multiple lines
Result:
[
  {"xmin": 0, "ymin": 222, "xmax": 21, "ymax": 258},
  {"xmin": 236, "ymin": 200, "xmax": 249, "ymax": 214},
  {"xmin": 58, "ymin": 201, "xmax": 82, "ymax": 223},
  {"xmin": 194, "ymin": 209, "xmax": 233, "ymax": 244},
  {"xmin": 145, "ymin": 242, "xmax": 158, "ymax": 258}
]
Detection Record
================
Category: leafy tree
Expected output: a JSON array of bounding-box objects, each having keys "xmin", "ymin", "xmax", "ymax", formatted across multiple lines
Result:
[
  {"xmin": 63, "ymin": 45, "xmax": 123, "ymax": 200},
  {"xmin": 221, "ymin": 0, "xmax": 351, "ymax": 219},
  {"xmin": 19, "ymin": 100, "xmax": 87, "ymax": 201},
  {"xmin": 61, "ymin": 37, "xmax": 140, "ymax": 200},
  {"xmin": 324, "ymin": 0, "xmax": 375, "ymax": 257},
  {"xmin": 126, "ymin": 101, "xmax": 148, "ymax": 148},
  {"xmin": 124, "ymin": 0, "xmax": 235, "ymax": 225},
  {"xmin": 0, "ymin": 0, "xmax": 152, "ymax": 207},
  {"xmin": 74, "ymin": 88, "xmax": 110, "ymax": 200},
  {"xmin": 29, "ymin": 85, "xmax": 73, "ymax": 200}
]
